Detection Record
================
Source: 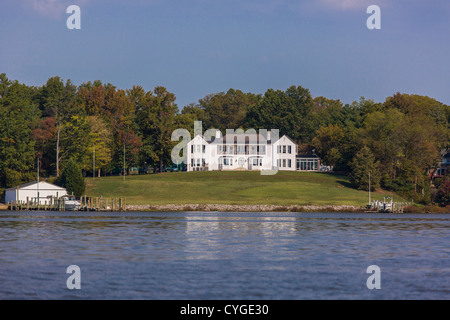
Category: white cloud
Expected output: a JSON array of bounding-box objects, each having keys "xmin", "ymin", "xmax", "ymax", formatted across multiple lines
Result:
[
  {"xmin": 299, "ymin": 0, "xmax": 386, "ymax": 11},
  {"xmin": 314, "ymin": 0, "xmax": 388, "ymax": 11},
  {"xmin": 28, "ymin": 0, "xmax": 68, "ymax": 18},
  {"xmin": 24, "ymin": 0, "xmax": 89, "ymax": 19}
]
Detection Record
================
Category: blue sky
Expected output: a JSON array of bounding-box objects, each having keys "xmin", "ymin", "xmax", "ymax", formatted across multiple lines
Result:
[{"xmin": 1, "ymin": 0, "xmax": 449, "ymax": 109}]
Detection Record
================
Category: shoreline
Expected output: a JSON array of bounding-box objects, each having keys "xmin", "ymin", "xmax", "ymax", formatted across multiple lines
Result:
[
  {"xmin": 126, "ymin": 204, "xmax": 365, "ymax": 213},
  {"xmin": 1, "ymin": 202, "xmax": 448, "ymax": 213},
  {"xmin": 126, "ymin": 203, "xmax": 449, "ymax": 213}
]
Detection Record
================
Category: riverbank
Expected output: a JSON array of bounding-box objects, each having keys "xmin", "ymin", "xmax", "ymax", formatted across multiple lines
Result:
[
  {"xmin": 1, "ymin": 202, "xmax": 447, "ymax": 213},
  {"xmin": 126, "ymin": 203, "xmax": 449, "ymax": 213},
  {"xmin": 126, "ymin": 203, "xmax": 364, "ymax": 212}
]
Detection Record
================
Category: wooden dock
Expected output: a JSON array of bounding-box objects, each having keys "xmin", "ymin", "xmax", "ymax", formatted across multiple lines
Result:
[
  {"xmin": 79, "ymin": 196, "xmax": 126, "ymax": 212},
  {"xmin": 6, "ymin": 196, "xmax": 126, "ymax": 212},
  {"xmin": 365, "ymin": 198, "xmax": 410, "ymax": 213}
]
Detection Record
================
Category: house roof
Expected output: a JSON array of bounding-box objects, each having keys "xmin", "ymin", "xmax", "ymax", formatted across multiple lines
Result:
[
  {"xmin": 188, "ymin": 132, "xmax": 297, "ymax": 146},
  {"xmin": 212, "ymin": 133, "xmax": 270, "ymax": 144},
  {"xmin": 278, "ymin": 134, "xmax": 298, "ymax": 146},
  {"xmin": 296, "ymin": 154, "xmax": 320, "ymax": 159},
  {"xmin": 6, "ymin": 181, "xmax": 66, "ymax": 191}
]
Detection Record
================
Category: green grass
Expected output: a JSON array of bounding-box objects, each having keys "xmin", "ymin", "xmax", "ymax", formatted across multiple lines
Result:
[{"xmin": 85, "ymin": 171, "xmax": 401, "ymax": 206}]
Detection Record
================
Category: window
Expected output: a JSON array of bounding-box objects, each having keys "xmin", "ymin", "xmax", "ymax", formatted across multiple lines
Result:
[
  {"xmin": 283, "ymin": 159, "xmax": 286, "ymax": 167},
  {"xmin": 196, "ymin": 159, "xmax": 200, "ymax": 166},
  {"xmin": 283, "ymin": 146, "xmax": 286, "ymax": 154},
  {"xmin": 288, "ymin": 146, "xmax": 292, "ymax": 154},
  {"xmin": 277, "ymin": 145, "xmax": 281, "ymax": 153},
  {"xmin": 191, "ymin": 145, "xmax": 194, "ymax": 153},
  {"xmin": 196, "ymin": 145, "xmax": 201, "ymax": 153},
  {"xmin": 297, "ymin": 158, "xmax": 319, "ymax": 171},
  {"xmin": 202, "ymin": 158, "xmax": 206, "ymax": 166},
  {"xmin": 288, "ymin": 159, "xmax": 291, "ymax": 168},
  {"xmin": 202, "ymin": 145, "xmax": 206, "ymax": 153},
  {"xmin": 191, "ymin": 159, "xmax": 194, "ymax": 166}
]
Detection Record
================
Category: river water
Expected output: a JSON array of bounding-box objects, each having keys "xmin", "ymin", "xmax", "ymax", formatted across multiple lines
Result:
[{"xmin": 0, "ymin": 211, "xmax": 448, "ymax": 300}]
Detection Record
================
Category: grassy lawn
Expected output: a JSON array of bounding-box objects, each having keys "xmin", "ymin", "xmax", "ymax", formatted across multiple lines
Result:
[{"xmin": 85, "ymin": 171, "xmax": 402, "ymax": 206}]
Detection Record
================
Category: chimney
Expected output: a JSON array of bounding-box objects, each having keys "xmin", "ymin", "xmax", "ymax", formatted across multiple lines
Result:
[
  {"xmin": 267, "ymin": 130, "xmax": 271, "ymax": 141},
  {"xmin": 216, "ymin": 130, "xmax": 221, "ymax": 139}
]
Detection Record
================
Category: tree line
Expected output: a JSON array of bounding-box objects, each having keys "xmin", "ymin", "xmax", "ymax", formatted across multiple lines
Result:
[{"xmin": 0, "ymin": 74, "xmax": 448, "ymax": 205}]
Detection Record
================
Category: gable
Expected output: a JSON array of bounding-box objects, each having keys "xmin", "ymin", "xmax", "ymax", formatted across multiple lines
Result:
[
  {"xmin": 274, "ymin": 135, "xmax": 297, "ymax": 146},
  {"xmin": 9, "ymin": 181, "xmax": 67, "ymax": 191},
  {"xmin": 187, "ymin": 134, "xmax": 209, "ymax": 146}
]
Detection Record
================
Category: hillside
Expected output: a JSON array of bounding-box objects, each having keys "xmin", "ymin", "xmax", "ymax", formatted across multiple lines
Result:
[{"xmin": 85, "ymin": 171, "xmax": 401, "ymax": 207}]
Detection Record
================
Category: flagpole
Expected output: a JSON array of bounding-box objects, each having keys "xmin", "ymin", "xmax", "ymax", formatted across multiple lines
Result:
[{"xmin": 37, "ymin": 157, "xmax": 40, "ymax": 205}]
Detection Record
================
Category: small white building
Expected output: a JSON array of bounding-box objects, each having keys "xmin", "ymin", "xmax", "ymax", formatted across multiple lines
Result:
[{"xmin": 5, "ymin": 181, "xmax": 67, "ymax": 205}]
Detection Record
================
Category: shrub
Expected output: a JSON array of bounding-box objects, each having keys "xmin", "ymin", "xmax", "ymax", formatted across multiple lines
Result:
[{"xmin": 57, "ymin": 158, "xmax": 86, "ymax": 197}]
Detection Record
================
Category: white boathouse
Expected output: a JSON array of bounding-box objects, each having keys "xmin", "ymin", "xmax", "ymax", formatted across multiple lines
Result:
[{"xmin": 5, "ymin": 181, "xmax": 67, "ymax": 205}]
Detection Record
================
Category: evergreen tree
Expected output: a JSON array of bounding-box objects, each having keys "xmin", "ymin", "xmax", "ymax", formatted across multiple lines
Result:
[
  {"xmin": 58, "ymin": 158, "xmax": 85, "ymax": 197},
  {"xmin": 349, "ymin": 146, "xmax": 381, "ymax": 191}
]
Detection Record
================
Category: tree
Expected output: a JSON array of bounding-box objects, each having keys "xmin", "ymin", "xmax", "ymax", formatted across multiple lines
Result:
[
  {"xmin": 301, "ymin": 97, "xmax": 345, "ymax": 143},
  {"xmin": 198, "ymin": 89, "xmax": 260, "ymax": 132},
  {"xmin": 0, "ymin": 74, "xmax": 40, "ymax": 187},
  {"xmin": 39, "ymin": 76, "xmax": 79, "ymax": 176},
  {"xmin": 435, "ymin": 175, "xmax": 450, "ymax": 206},
  {"xmin": 349, "ymin": 146, "xmax": 381, "ymax": 191},
  {"xmin": 312, "ymin": 124, "xmax": 344, "ymax": 167},
  {"xmin": 77, "ymin": 81, "xmax": 107, "ymax": 116},
  {"xmin": 105, "ymin": 87, "xmax": 142, "ymax": 170},
  {"xmin": 31, "ymin": 117, "xmax": 56, "ymax": 176},
  {"xmin": 246, "ymin": 85, "xmax": 313, "ymax": 142},
  {"xmin": 60, "ymin": 115, "xmax": 92, "ymax": 170},
  {"xmin": 176, "ymin": 103, "xmax": 206, "ymax": 137},
  {"xmin": 58, "ymin": 158, "xmax": 86, "ymax": 197},
  {"xmin": 134, "ymin": 86, "xmax": 178, "ymax": 171},
  {"xmin": 87, "ymin": 116, "xmax": 113, "ymax": 176},
  {"xmin": 360, "ymin": 109, "xmax": 405, "ymax": 180}
]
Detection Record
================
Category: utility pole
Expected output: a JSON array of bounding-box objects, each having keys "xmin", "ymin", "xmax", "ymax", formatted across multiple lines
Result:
[
  {"xmin": 123, "ymin": 144, "xmax": 126, "ymax": 181},
  {"xmin": 368, "ymin": 171, "xmax": 371, "ymax": 205},
  {"xmin": 37, "ymin": 157, "xmax": 40, "ymax": 205},
  {"xmin": 93, "ymin": 145, "xmax": 95, "ymax": 179}
]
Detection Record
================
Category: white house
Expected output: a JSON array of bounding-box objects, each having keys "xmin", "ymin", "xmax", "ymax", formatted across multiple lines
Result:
[
  {"xmin": 5, "ymin": 181, "xmax": 67, "ymax": 205},
  {"xmin": 186, "ymin": 130, "xmax": 301, "ymax": 172},
  {"xmin": 274, "ymin": 135, "xmax": 298, "ymax": 171}
]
